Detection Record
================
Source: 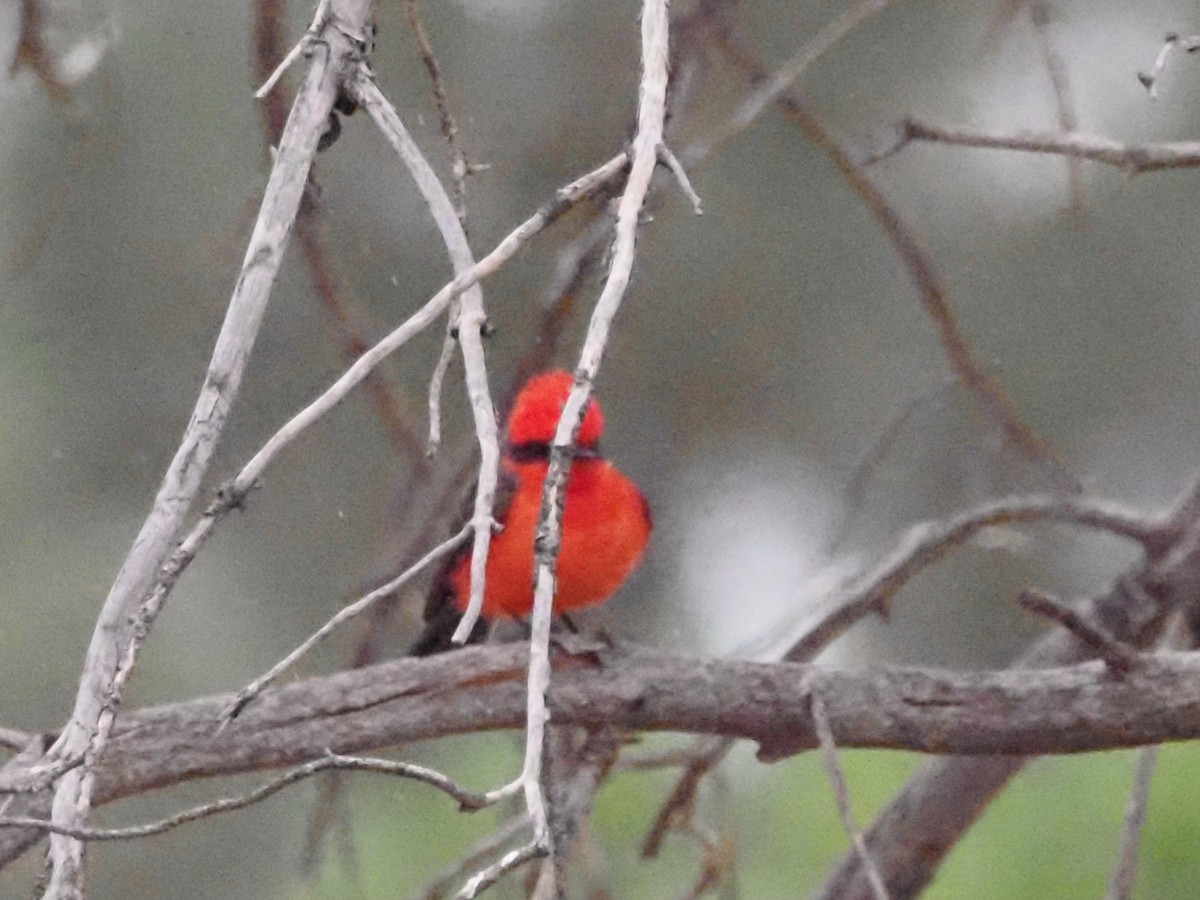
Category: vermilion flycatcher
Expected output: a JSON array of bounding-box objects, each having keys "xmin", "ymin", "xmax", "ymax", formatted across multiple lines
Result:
[{"xmin": 412, "ymin": 371, "xmax": 651, "ymax": 655}]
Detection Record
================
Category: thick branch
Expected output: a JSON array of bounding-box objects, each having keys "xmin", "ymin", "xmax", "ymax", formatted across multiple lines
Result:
[{"xmin": 7, "ymin": 643, "xmax": 1200, "ymax": 866}]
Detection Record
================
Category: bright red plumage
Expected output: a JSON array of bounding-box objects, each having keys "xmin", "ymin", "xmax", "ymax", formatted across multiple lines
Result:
[{"xmin": 448, "ymin": 371, "xmax": 650, "ymax": 620}]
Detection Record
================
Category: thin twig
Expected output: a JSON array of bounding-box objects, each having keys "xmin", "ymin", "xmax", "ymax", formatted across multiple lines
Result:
[
  {"xmin": 401, "ymin": 0, "xmax": 475, "ymax": 459},
  {"xmin": 0, "ymin": 753, "xmax": 486, "ymax": 842},
  {"xmin": 810, "ymin": 690, "xmax": 889, "ymax": 900},
  {"xmin": 427, "ymin": 331, "xmax": 457, "ymax": 455},
  {"xmin": 457, "ymin": 840, "xmax": 547, "ymax": 899},
  {"xmin": 508, "ymin": 214, "xmax": 612, "ymax": 390},
  {"xmin": 721, "ymin": 73, "xmax": 1079, "ymax": 493},
  {"xmin": 252, "ymin": 0, "xmax": 428, "ymax": 468},
  {"xmin": 1018, "ymin": 589, "xmax": 1141, "ymax": 674},
  {"xmin": 868, "ymin": 119, "xmax": 1200, "ymax": 174},
  {"xmin": 617, "ymin": 745, "xmax": 708, "ymax": 772},
  {"xmin": 682, "ymin": 0, "xmax": 900, "ymax": 164},
  {"xmin": 0, "ymin": 730, "xmax": 32, "ymax": 754},
  {"xmin": 298, "ymin": 210, "xmax": 429, "ymax": 466},
  {"xmin": 403, "ymin": 0, "xmax": 470, "ymax": 222},
  {"xmin": 347, "ymin": 69, "xmax": 501, "ymax": 646},
  {"xmin": 1105, "ymin": 612, "xmax": 1189, "ymax": 898},
  {"xmin": 676, "ymin": 821, "xmax": 736, "ymax": 900},
  {"xmin": 1138, "ymin": 32, "xmax": 1200, "ymax": 99},
  {"xmin": 224, "ymin": 524, "xmax": 472, "ymax": 721},
  {"xmin": 419, "ymin": 815, "xmax": 531, "ymax": 900},
  {"xmin": 254, "ymin": 0, "xmax": 332, "ymax": 98},
  {"xmin": 0, "ymin": 754, "xmax": 83, "ymax": 796},
  {"xmin": 642, "ymin": 736, "xmax": 729, "ymax": 858},
  {"xmin": 1158, "ymin": 469, "xmax": 1200, "ymax": 538},
  {"xmin": 1105, "ymin": 745, "xmax": 1159, "ymax": 900},
  {"xmin": 783, "ymin": 494, "xmax": 1161, "ymax": 663},
  {"xmin": 658, "ymin": 145, "xmax": 703, "ymax": 214},
  {"xmin": 1025, "ymin": 0, "xmax": 1086, "ymax": 221},
  {"xmin": 829, "ymin": 377, "xmax": 958, "ymax": 551}
]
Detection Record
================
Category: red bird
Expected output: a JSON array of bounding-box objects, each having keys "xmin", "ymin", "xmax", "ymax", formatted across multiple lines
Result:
[{"xmin": 412, "ymin": 371, "xmax": 651, "ymax": 654}]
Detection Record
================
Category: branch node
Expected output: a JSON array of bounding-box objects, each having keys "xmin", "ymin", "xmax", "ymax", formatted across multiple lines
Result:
[
  {"xmin": 657, "ymin": 144, "xmax": 703, "ymax": 214},
  {"xmin": 1018, "ymin": 588, "xmax": 1142, "ymax": 673}
]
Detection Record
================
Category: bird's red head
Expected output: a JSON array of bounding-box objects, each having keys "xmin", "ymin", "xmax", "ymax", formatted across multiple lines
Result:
[{"xmin": 506, "ymin": 370, "xmax": 605, "ymax": 449}]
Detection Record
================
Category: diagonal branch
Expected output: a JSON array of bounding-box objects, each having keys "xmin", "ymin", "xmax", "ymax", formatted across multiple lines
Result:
[
  {"xmin": 515, "ymin": 0, "xmax": 673, "ymax": 873},
  {"xmin": 783, "ymin": 494, "xmax": 1163, "ymax": 662},
  {"xmin": 37, "ymin": 3, "xmax": 375, "ymax": 896},
  {"xmin": 346, "ymin": 68, "xmax": 500, "ymax": 646}
]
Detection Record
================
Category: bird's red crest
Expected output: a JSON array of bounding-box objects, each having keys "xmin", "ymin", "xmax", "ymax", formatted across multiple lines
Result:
[{"xmin": 506, "ymin": 371, "xmax": 605, "ymax": 448}]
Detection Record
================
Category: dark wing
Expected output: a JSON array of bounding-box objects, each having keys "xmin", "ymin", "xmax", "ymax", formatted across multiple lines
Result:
[{"xmin": 408, "ymin": 462, "xmax": 519, "ymax": 656}]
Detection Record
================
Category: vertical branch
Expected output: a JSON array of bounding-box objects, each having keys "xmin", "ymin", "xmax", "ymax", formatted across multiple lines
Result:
[
  {"xmin": 1026, "ymin": 0, "xmax": 1086, "ymax": 221},
  {"xmin": 346, "ymin": 71, "xmax": 501, "ymax": 648},
  {"xmin": 519, "ymin": 0, "xmax": 671, "ymax": 871},
  {"xmin": 1105, "ymin": 746, "xmax": 1158, "ymax": 900},
  {"xmin": 810, "ymin": 690, "xmax": 889, "ymax": 900}
]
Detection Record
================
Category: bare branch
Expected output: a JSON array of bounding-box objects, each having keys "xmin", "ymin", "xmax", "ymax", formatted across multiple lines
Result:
[
  {"xmin": 224, "ymin": 524, "xmax": 473, "ymax": 720},
  {"xmin": 1138, "ymin": 32, "xmax": 1200, "ymax": 99},
  {"xmin": 10, "ymin": 641, "xmax": 1200, "ymax": 869},
  {"xmin": 0, "ymin": 752, "xmax": 486, "ymax": 842},
  {"xmin": 869, "ymin": 119, "xmax": 1200, "ymax": 174},
  {"xmin": 657, "ymin": 145, "xmax": 703, "ymax": 214},
  {"xmin": 254, "ymin": 0, "xmax": 331, "ymax": 99},
  {"xmin": 38, "ymin": 3, "xmax": 374, "ymax": 895},
  {"xmin": 419, "ymin": 815, "xmax": 530, "ymax": 900},
  {"xmin": 811, "ymin": 514, "xmax": 1189, "ymax": 900},
  {"xmin": 403, "ymin": 0, "xmax": 471, "ymax": 222},
  {"xmin": 427, "ymin": 331, "xmax": 457, "ymax": 455},
  {"xmin": 684, "ymin": 0, "xmax": 901, "ymax": 163},
  {"xmin": 648, "ymin": 489, "xmax": 1166, "ymax": 860},
  {"xmin": 784, "ymin": 494, "xmax": 1163, "ymax": 662},
  {"xmin": 1018, "ymin": 588, "xmax": 1141, "ymax": 674},
  {"xmin": 1105, "ymin": 746, "xmax": 1158, "ymax": 900},
  {"xmin": 0, "ymin": 730, "xmax": 33, "ymax": 754},
  {"xmin": 346, "ymin": 69, "xmax": 500, "ymax": 646},
  {"xmin": 515, "ymin": 0, "xmax": 673, "ymax": 866},
  {"xmin": 457, "ymin": 840, "xmax": 546, "ymax": 898},
  {"xmin": 715, "ymin": 39, "xmax": 1078, "ymax": 494},
  {"xmin": 0, "ymin": 754, "xmax": 82, "ymax": 796},
  {"xmin": 641, "ymin": 736, "xmax": 728, "ymax": 858},
  {"xmin": 252, "ymin": 0, "xmax": 430, "ymax": 469},
  {"xmin": 829, "ymin": 377, "xmax": 958, "ymax": 550},
  {"xmin": 1022, "ymin": 0, "xmax": 1086, "ymax": 219},
  {"xmin": 227, "ymin": 149, "xmax": 626, "ymax": 505},
  {"xmin": 810, "ymin": 689, "xmax": 888, "ymax": 900}
]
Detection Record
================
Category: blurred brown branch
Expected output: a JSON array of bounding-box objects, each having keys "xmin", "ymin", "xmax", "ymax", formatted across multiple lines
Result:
[{"xmin": 714, "ymin": 33, "xmax": 1079, "ymax": 494}]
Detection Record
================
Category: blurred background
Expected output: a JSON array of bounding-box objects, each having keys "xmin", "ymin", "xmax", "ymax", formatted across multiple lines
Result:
[{"xmin": 4, "ymin": 0, "xmax": 1200, "ymax": 896}]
